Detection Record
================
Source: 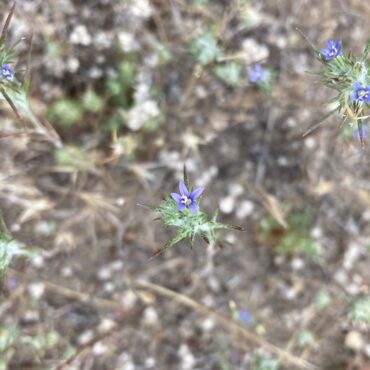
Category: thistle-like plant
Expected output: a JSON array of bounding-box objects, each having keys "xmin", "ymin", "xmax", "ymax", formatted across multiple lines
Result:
[
  {"xmin": 0, "ymin": 2, "xmax": 60, "ymax": 146},
  {"xmin": 0, "ymin": 211, "xmax": 34, "ymax": 280},
  {"xmin": 302, "ymin": 32, "xmax": 370, "ymax": 145},
  {"xmin": 149, "ymin": 166, "xmax": 243, "ymax": 258}
]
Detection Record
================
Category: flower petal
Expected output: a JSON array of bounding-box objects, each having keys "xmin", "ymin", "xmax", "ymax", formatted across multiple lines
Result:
[
  {"xmin": 178, "ymin": 202, "xmax": 186, "ymax": 211},
  {"xmin": 179, "ymin": 181, "xmax": 189, "ymax": 196},
  {"xmin": 190, "ymin": 187, "xmax": 204, "ymax": 200},
  {"xmin": 189, "ymin": 201, "xmax": 199, "ymax": 213},
  {"xmin": 171, "ymin": 193, "xmax": 181, "ymax": 202}
]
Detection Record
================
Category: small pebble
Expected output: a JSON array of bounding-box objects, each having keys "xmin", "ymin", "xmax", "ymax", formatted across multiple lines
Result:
[
  {"xmin": 97, "ymin": 266, "xmax": 112, "ymax": 281},
  {"xmin": 110, "ymin": 260, "xmax": 124, "ymax": 271},
  {"xmin": 142, "ymin": 306, "xmax": 159, "ymax": 326},
  {"xmin": 70, "ymin": 25, "xmax": 92, "ymax": 46},
  {"xmin": 28, "ymin": 282, "xmax": 45, "ymax": 299},
  {"xmin": 219, "ymin": 195, "xmax": 235, "ymax": 214},
  {"xmin": 31, "ymin": 255, "xmax": 44, "ymax": 269},
  {"xmin": 93, "ymin": 341, "xmax": 109, "ymax": 356},
  {"xmin": 78, "ymin": 330, "xmax": 94, "ymax": 345},
  {"xmin": 121, "ymin": 290, "xmax": 137, "ymax": 310},
  {"xmin": 236, "ymin": 200, "xmax": 254, "ymax": 219},
  {"xmin": 98, "ymin": 318, "xmax": 116, "ymax": 333},
  {"xmin": 22, "ymin": 310, "xmax": 40, "ymax": 324},
  {"xmin": 291, "ymin": 258, "xmax": 305, "ymax": 271},
  {"xmin": 145, "ymin": 357, "xmax": 156, "ymax": 368},
  {"xmin": 201, "ymin": 317, "xmax": 215, "ymax": 331},
  {"xmin": 345, "ymin": 331, "xmax": 364, "ymax": 351}
]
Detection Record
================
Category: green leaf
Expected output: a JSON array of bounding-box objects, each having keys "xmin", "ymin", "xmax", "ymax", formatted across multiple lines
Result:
[
  {"xmin": 190, "ymin": 33, "xmax": 222, "ymax": 65},
  {"xmin": 48, "ymin": 98, "xmax": 83, "ymax": 127},
  {"xmin": 214, "ymin": 63, "xmax": 243, "ymax": 87},
  {"xmin": 82, "ymin": 88, "xmax": 104, "ymax": 113}
]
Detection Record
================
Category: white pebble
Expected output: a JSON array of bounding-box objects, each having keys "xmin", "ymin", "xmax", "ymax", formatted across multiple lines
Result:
[
  {"xmin": 291, "ymin": 258, "xmax": 305, "ymax": 271},
  {"xmin": 118, "ymin": 31, "xmax": 139, "ymax": 53},
  {"xmin": 28, "ymin": 282, "xmax": 45, "ymax": 299},
  {"xmin": 219, "ymin": 195, "xmax": 235, "ymax": 214},
  {"xmin": 311, "ymin": 227, "xmax": 323, "ymax": 239},
  {"xmin": 178, "ymin": 344, "xmax": 195, "ymax": 370},
  {"xmin": 78, "ymin": 330, "xmax": 94, "ymax": 345},
  {"xmin": 110, "ymin": 260, "xmax": 124, "ymax": 271},
  {"xmin": 22, "ymin": 310, "xmax": 40, "ymax": 323},
  {"xmin": 142, "ymin": 306, "xmax": 159, "ymax": 326},
  {"xmin": 236, "ymin": 200, "xmax": 254, "ymax": 219},
  {"xmin": 229, "ymin": 183, "xmax": 244, "ymax": 197},
  {"xmin": 145, "ymin": 357, "xmax": 156, "ymax": 368},
  {"xmin": 103, "ymin": 282, "xmax": 115, "ymax": 293},
  {"xmin": 61, "ymin": 266, "xmax": 73, "ymax": 277},
  {"xmin": 70, "ymin": 25, "xmax": 92, "ymax": 46},
  {"xmin": 121, "ymin": 290, "xmax": 138, "ymax": 310},
  {"xmin": 304, "ymin": 137, "xmax": 316, "ymax": 149},
  {"xmin": 31, "ymin": 255, "xmax": 44, "ymax": 269},
  {"xmin": 97, "ymin": 266, "xmax": 112, "ymax": 281},
  {"xmin": 93, "ymin": 341, "xmax": 109, "ymax": 355},
  {"xmin": 345, "ymin": 331, "xmax": 364, "ymax": 351},
  {"xmin": 66, "ymin": 57, "xmax": 80, "ymax": 73},
  {"xmin": 201, "ymin": 318, "xmax": 215, "ymax": 332},
  {"xmin": 98, "ymin": 318, "xmax": 116, "ymax": 333}
]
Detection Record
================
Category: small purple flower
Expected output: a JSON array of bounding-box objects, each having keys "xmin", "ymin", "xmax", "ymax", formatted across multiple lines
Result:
[
  {"xmin": 6, "ymin": 276, "xmax": 17, "ymax": 290},
  {"xmin": 171, "ymin": 181, "xmax": 204, "ymax": 213},
  {"xmin": 1, "ymin": 64, "xmax": 14, "ymax": 80},
  {"xmin": 239, "ymin": 309, "xmax": 253, "ymax": 324},
  {"xmin": 352, "ymin": 82, "xmax": 370, "ymax": 103},
  {"xmin": 248, "ymin": 64, "xmax": 268, "ymax": 83},
  {"xmin": 320, "ymin": 40, "xmax": 343, "ymax": 61},
  {"xmin": 353, "ymin": 125, "xmax": 368, "ymax": 143}
]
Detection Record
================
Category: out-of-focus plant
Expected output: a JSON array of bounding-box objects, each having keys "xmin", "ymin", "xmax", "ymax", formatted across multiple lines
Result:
[
  {"xmin": 48, "ymin": 98, "xmax": 83, "ymax": 128},
  {"xmin": 214, "ymin": 62, "xmax": 243, "ymax": 87},
  {"xmin": 0, "ymin": 3, "xmax": 61, "ymax": 146},
  {"xmin": 190, "ymin": 32, "xmax": 222, "ymax": 65},
  {"xmin": 0, "ymin": 212, "xmax": 34, "ymax": 279},
  {"xmin": 259, "ymin": 211, "xmax": 320, "ymax": 257},
  {"xmin": 48, "ymin": 87, "xmax": 104, "ymax": 128},
  {"xmin": 297, "ymin": 329, "xmax": 316, "ymax": 349},
  {"xmin": 314, "ymin": 289, "xmax": 332, "ymax": 310},
  {"xmin": 149, "ymin": 166, "xmax": 243, "ymax": 258},
  {"xmin": 252, "ymin": 355, "xmax": 281, "ymax": 370},
  {"xmin": 304, "ymin": 35, "xmax": 370, "ymax": 145},
  {"xmin": 348, "ymin": 297, "xmax": 370, "ymax": 325},
  {"xmin": 106, "ymin": 60, "xmax": 136, "ymax": 109},
  {"xmin": 0, "ymin": 326, "xmax": 62, "ymax": 369},
  {"xmin": 0, "ymin": 327, "xmax": 18, "ymax": 369}
]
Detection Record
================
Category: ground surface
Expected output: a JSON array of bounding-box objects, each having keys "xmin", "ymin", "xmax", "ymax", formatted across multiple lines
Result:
[{"xmin": 1, "ymin": 0, "xmax": 370, "ymax": 369}]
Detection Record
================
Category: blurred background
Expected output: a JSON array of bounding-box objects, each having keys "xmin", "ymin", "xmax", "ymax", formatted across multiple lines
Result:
[{"xmin": 1, "ymin": 0, "xmax": 370, "ymax": 369}]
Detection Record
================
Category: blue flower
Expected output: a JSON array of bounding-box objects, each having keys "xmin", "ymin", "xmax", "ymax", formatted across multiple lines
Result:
[
  {"xmin": 171, "ymin": 181, "xmax": 204, "ymax": 213},
  {"xmin": 1, "ymin": 64, "xmax": 14, "ymax": 80},
  {"xmin": 248, "ymin": 64, "xmax": 268, "ymax": 83},
  {"xmin": 353, "ymin": 125, "xmax": 368, "ymax": 143},
  {"xmin": 352, "ymin": 82, "xmax": 370, "ymax": 103},
  {"xmin": 320, "ymin": 40, "xmax": 343, "ymax": 61},
  {"xmin": 239, "ymin": 309, "xmax": 253, "ymax": 324}
]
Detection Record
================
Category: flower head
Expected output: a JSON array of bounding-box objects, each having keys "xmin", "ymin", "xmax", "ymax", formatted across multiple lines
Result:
[
  {"xmin": 248, "ymin": 64, "xmax": 268, "ymax": 83},
  {"xmin": 353, "ymin": 125, "xmax": 368, "ymax": 143},
  {"xmin": 171, "ymin": 181, "xmax": 204, "ymax": 213},
  {"xmin": 1, "ymin": 64, "xmax": 14, "ymax": 80},
  {"xmin": 320, "ymin": 40, "xmax": 343, "ymax": 61},
  {"xmin": 239, "ymin": 309, "xmax": 253, "ymax": 324},
  {"xmin": 352, "ymin": 82, "xmax": 370, "ymax": 103}
]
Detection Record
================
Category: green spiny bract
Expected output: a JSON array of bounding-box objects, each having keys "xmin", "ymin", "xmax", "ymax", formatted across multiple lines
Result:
[{"xmin": 0, "ymin": 212, "xmax": 35, "ymax": 279}]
